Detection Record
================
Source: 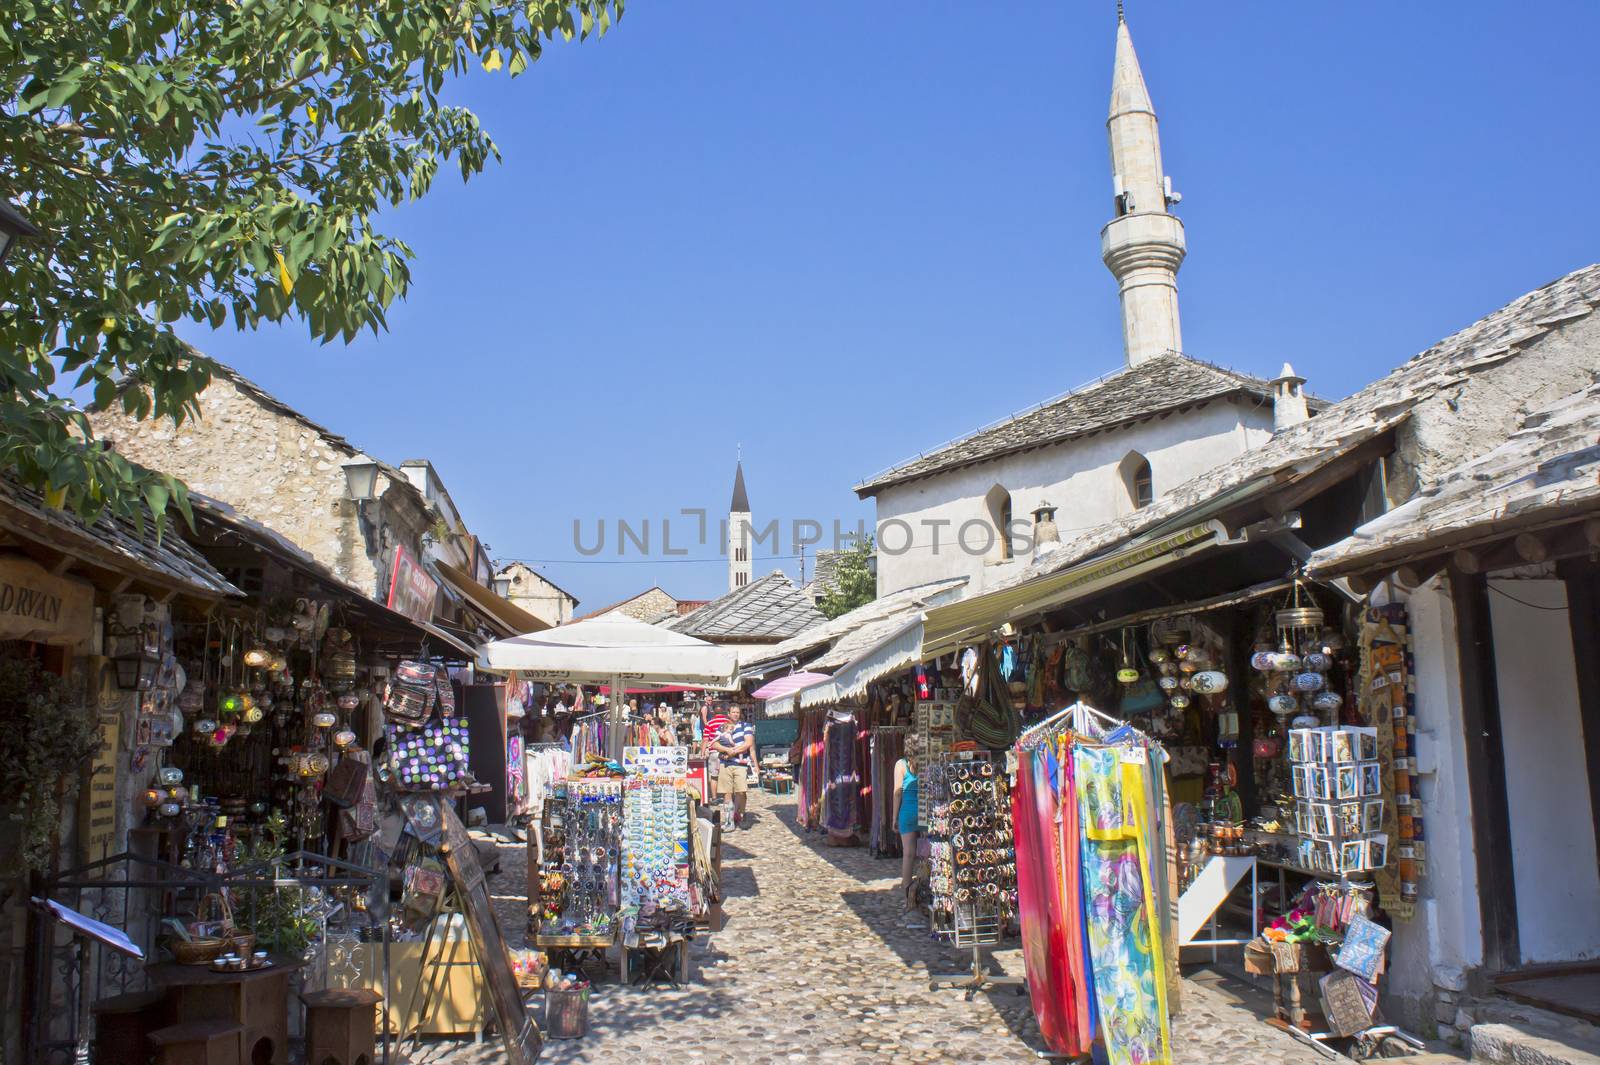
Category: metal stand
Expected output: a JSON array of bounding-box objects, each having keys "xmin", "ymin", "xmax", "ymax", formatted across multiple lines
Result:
[{"xmin": 930, "ymin": 942, "xmax": 1024, "ymax": 1000}]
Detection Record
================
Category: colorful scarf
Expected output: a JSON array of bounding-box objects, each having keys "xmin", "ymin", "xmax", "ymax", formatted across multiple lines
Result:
[{"xmin": 1076, "ymin": 745, "xmax": 1171, "ymax": 1065}]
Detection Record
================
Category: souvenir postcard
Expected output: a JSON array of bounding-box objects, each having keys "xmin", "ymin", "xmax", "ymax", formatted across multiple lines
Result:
[
  {"xmin": 1292, "ymin": 764, "xmax": 1310, "ymax": 798},
  {"xmin": 1310, "ymin": 765, "xmax": 1332, "ymax": 800},
  {"xmin": 1336, "ymin": 913, "xmax": 1391, "ymax": 982},
  {"xmin": 1337, "ymin": 802, "xmax": 1362, "ymax": 837},
  {"xmin": 1362, "ymin": 799, "xmax": 1385, "ymax": 834},
  {"xmin": 1359, "ymin": 761, "xmax": 1383, "ymax": 797},
  {"xmin": 1340, "ymin": 839, "xmax": 1368, "ymax": 874},
  {"xmin": 1336, "ymin": 765, "xmax": 1360, "ymax": 800},
  {"xmin": 1366, "ymin": 833, "xmax": 1389, "ymax": 869},
  {"xmin": 1330, "ymin": 730, "xmax": 1356, "ymax": 763}
]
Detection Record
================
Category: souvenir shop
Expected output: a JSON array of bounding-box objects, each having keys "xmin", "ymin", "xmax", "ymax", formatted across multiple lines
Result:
[{"xmin": 22, "ymin": 497, "xmax": 559, "ymax": 1065}]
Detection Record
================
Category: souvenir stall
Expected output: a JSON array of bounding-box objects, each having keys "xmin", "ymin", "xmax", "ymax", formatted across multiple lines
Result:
[
  {"xmin": 25, "ymin": 501, "xmax": 504, "ymax": 1065},
  {"xmin": 477, "ymin": 617, "xmax": 735, "ymax": 982}
]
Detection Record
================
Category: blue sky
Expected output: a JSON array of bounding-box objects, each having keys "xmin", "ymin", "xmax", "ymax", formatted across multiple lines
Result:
[{"xmin": 177, "ymin": 1, "xmax": 1600, "ymax": 611}]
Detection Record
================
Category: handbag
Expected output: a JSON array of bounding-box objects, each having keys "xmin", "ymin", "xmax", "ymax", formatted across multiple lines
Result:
[
  {"xmin": 324, "ymin": 755, "xmax": 369, "ymax": 808},
  {"xmin": 384, "ymin": 717, "xmax": 471, "ymax": 791}
]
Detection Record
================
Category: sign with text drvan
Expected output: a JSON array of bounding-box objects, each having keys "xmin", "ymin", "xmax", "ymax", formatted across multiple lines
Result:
[{"xmin": 0, "ymin": 555, "xmax": 95, "ymax": 644}]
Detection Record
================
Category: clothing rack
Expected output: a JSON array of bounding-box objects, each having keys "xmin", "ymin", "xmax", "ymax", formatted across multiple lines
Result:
[{"xmin": 1018, "ymin": 700, "xmax": 1131, "ymax": 746}]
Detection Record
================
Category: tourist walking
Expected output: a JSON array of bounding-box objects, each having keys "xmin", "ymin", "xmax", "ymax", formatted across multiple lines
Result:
[
  {"xmin": 894, "ymin": 736, "xmax": 923, "ymax": 923},
  {"xmin": 712, "ymin": 705, "xmax": 755, "ymax": 828}
]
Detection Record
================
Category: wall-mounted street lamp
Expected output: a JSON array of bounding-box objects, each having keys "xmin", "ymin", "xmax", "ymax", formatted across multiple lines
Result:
[
  {"xmin": 341, "ymin": 459, "xmax": 380, "ymax": 503},
  {"xmin": 0, "ymin": 200, "xmax": 41, "ymax": 266},
  {"xmin": 492, "ymin": 576, "xmax": 513, "ymax": 598}
]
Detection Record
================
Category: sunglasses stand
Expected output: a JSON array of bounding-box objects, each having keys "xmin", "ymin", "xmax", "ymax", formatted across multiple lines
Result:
[{"xmin": 925, "ymin": 751, "xmax": 1024, "ymax": 1001}]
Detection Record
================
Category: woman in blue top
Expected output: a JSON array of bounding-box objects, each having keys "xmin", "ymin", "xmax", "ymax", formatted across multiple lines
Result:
[{"xmin": 894, "ymin": 736, "xmax": 924, "ymax": 922}]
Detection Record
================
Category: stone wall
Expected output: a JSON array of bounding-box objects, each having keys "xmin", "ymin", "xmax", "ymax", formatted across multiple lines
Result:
[
  {"xmin": 499, "ymin": 563, "xmax": 575, "ymax": 627},
  {"xmin": 606, "ymin": 588, "xmax": 677, "ymax": 621},
  {"xmin": 92, "ymin": 378, "xmax": 430, "ymax": 601}
]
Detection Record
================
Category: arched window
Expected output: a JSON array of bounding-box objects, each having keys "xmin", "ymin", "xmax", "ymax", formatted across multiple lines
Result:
[
  {"xmin": 1119, "ymin": 451, "xmax": 1154, "ymax": 511},
  {"xmin": 985, "ymin": 484, "xmax": 1014, "ymax": 560}
]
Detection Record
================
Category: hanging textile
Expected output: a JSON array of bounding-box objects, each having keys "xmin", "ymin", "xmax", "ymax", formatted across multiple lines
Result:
[
  {"xmin": 871, "ymin": 727, "xmax": 908, "ymax": 856},
  {"xmin": 1076, "ymin": 745, "xmax": 1171, "ymax": 1065},
  {"xmin": 1013, "ymin": 738, "xmax": 1092, "ymax": 1056},
  {"xmin": 796, "ymin": 709, "xmax": 827, "ymax": 830},
  {"xmin": 822, "ymin": 710, "xmax": 859, "ymax": 839}
]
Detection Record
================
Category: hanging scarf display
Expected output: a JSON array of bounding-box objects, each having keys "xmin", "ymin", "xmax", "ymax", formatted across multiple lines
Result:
[{"xmin": 1011, "ymin": 706, "xmax": 1172, "ymax": 1065}]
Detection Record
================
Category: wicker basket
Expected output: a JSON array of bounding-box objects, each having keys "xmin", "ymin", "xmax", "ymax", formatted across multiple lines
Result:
[
  {"xmin": 181, "ymin": 893, "xmax": 254, "ymax": 964},
  {"xmin": 171, "ymin": 936, "xmax": 228, "ymax": 966}
]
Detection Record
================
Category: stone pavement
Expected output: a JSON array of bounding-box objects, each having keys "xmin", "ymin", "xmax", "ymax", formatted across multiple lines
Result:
[{"xmin": 424, "ymin": 789, "xmax": 1327, "ymax": 1064}]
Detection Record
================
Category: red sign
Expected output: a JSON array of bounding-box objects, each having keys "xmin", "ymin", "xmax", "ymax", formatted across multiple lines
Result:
[{"xmin": 387, "ymin": 545, "xmax": 439, "ymax": 623}]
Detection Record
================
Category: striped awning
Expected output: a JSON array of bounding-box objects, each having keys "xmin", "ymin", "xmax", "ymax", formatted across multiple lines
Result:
[{"xmin": 750, "ymin": 672, "xmax": 831, "ymax": 702}]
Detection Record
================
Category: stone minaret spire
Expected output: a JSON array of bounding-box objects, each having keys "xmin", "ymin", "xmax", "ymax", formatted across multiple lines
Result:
[
  {"xmin": 1101, "ymin": 9, "xmax": 1186, "ymax": 367},
  {"xmin": 727, "ymin": 459, "xmax": 752, "ymax": 591}
]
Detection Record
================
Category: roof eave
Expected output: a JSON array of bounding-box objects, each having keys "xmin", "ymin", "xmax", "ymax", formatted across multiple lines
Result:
[{"xmin": 855, "ymin": 387, "xmax": 1271, "ymax": 498}]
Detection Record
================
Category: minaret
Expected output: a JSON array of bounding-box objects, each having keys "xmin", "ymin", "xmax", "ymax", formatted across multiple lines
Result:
[
  {"xmin": 727, "ymin": 459, "xmax": 752, "ymax": 591},
  {"xmin": 1101, "ymin": 8, "xmax": 1186, "ymax": 367}
]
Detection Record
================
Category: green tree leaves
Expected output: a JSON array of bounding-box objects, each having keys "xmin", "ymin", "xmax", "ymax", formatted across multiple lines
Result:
[
  {"xmin": 0, "ymin": 0, "xmax": 623, "ymax": 527},
  {"xmin": 818, "ymin": 535, "xmax": 877, "ymax": 620}
]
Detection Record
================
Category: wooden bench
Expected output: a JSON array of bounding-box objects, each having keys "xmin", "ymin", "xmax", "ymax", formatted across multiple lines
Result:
[
  {"xmin": 92, "ymin": 989, "xmax": 170, "ymax": 1065},
  {"xmin": 300, "ymin": 988, "xmax": 382, "ymax": 1065},
  {"xmin": 147, "ymin": 1019, "xmax": 245, "ymax": 1065}
]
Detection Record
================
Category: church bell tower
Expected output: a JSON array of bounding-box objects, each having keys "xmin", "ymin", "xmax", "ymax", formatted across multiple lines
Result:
[
  {"xmin": 727, "ymin": 460, "xmax": 752, "ymax": 591},
  {"xmin": 1101, "ymin": 7, "xmax": 1187, "ymax": 367}
]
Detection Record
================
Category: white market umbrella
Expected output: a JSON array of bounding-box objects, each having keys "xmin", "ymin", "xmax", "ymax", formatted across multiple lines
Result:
[{"xmin": 478, "ymin": 616, "xmax": 738, "ymax": 757}]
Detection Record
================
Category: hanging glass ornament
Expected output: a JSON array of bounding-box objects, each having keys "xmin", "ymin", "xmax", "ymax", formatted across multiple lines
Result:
[
  {"xmin": 167, "ymin": 785, "xmax": 188, "ymax": 802},
  {"xmin": 1302, "ymin": 651, "xmax": 1333, "ymax": 673},
  {"xmin": 337, "ymin": 693, "xmax": 361, "ymax": 712},
  {"xmin": 1157, "ymin": 675, "xmax": 1179, "ymax": 692},
  {"xmin": 142, "ymin": 787, "xmax": 164, "ymax": 807},
  {"xmin": 1190, "ymin": 671, "xmax": 1229, "ymax": 695},
  {"xmin": 244, "ymin": 705, "xmax": 264, "ymax": 724},
  {"xmin": 1148, "ymin": 648, "xmax": 1170, "ymax": 665},
  {"xmin": 1169, "ymin": 692, "xmax": 1191, "ymax": 709},
  {"xmin": 1268, "ymin": 693, "xmax": 1299, "ymax": 718},
  {"xmin": 218, "ymin": 690, "xmax": 244, "ymax": 715},
  {"xmin": 313, "ymin": 710, "xmax": 337, "ymax": 729},
  {"xmin": 1312, "ymin": 690, "xmax": 1343, "ymax": 713},
  {"xmin": 158, "ymin": 801, "xmax": 182, "ymax": 818},
  {"xmin": 1292, "ymin": 671, "xmax": 1326, "ymax": 692},
  {"xmin": 333, "ymin": 728, "xmax": 358, "ymax": 750},
  {"xmin": 1251, "ymin": 649, "xmax": 1277, "ymax": 673},
  {"xmin": 243, "ymin": 647, "xmax": 272, "ymax": 669},
  {"xmin": 195, "ymin": 717, "xmax": 218, "ymax": 735},
  {"xmin": 157, "ymin": 766, "xmax": 184, "ymax": 786}
]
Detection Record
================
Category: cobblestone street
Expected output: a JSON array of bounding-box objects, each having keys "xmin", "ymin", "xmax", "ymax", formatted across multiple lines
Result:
[{"xmin": 426, "ymin": 789, "xmax": 1328, "ymax": 1064}]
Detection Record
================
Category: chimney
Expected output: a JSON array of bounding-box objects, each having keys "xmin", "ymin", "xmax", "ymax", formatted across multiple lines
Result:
[
  {"xmin": 1031, "ymin": 501, "xmax": 1060, "ymax": 550},
  {"xmin": 1272, "ymin": 363, "xmax": 1309, "ymax": 432}
]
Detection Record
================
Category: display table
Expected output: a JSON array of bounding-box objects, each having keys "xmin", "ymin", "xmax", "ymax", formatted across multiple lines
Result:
[
  {"xmin": 330, "ymin": 940, "xmax": 488, "ymax": 1037},
  {"xmin": 146, "ymin": 955, "xmax": 304, "ymax": 1065}
]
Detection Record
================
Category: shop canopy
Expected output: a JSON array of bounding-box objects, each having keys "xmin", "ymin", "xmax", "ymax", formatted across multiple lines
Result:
[
  {"xmin": 434, "ymin": 559, "xmax": 548, "ymax": 639},
  {"xmin": 598, "ymin": 684, "xmax": 702, "ymax": 695},
  {"xmin": 750, "ymin": 671, "xmax": 831, "ymax": 702},
  {"xmin": 476, "ymin": 615, "xmax": 739, "ymax": 689},
  {"xmin": 766, "ymin": 522, "xmax": 1228, "ymax": 717}
]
